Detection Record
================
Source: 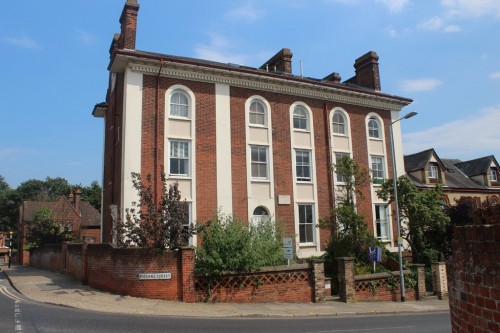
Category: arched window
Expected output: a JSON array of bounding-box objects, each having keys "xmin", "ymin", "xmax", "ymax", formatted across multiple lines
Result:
[
  {"xmin": 293, "ymin": 106, "xmax": 308, "ymax": 130},
  {"xmin": 249, "ymin": 100, "xmax": 266, "ymax": 126},
  {"xmin": 170, "ymin": 90, "xmax": 189, "ymax": 118},
  {"xmin": 368, "ymin": 117, "xmax": 380, "ymax": 138},
  {"xmin": 332, "ymin": 111, "xmax": 346, "ymax": 135},
  {"xmin": 252, "ymin": 206, "xmax": 270, "ymax": 225}
]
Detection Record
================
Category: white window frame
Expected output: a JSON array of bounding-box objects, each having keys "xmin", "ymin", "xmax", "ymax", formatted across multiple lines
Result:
[
  {"xmin": 293, "ymin": 106, "xmax": 309, "ymax": 131},
  {"xmin": 250, "ymin": 145, "xmax": 269, "ymax": 180},
  {"xmin": 332, "ymin": 111, "xmax": 346, "ymax": 135},
  {"xmin": 371, "ymin": 155, "xmax": 385, "ymax": 182},
  {"xmin": 252, "ymin": 206, "xmax": 270, "ymax": 225},
  {"xmin": 429, "ymin": 164, "xmax": 439, "ymax": 179},
  {"xmin": 491, "ymin": 168, "xmax": 498, "ymax": 182},
  {"xmin": 169, "ymin": 140, "xmax": 190, "ymax": 176},
  {"xmin": 374, "ymin": 204, "xmax": 389, "ymax": 241},
  {"xmin": 249, "ymin": 100, "xmax": 267, "ymax": 127},
  {"xmin": 298, "ymin": 204, "xmax": 315, "ymax": 244},
  {"xmin": 169, "ymin": 90, "xmax": 190, "ymax": 119},
  {"xmin": 368, "ymin": 117, "xmax": 381, "ymax": 139},
  {"xmin": 295, "ymin": 150, "xmax": 312, "ymax": 182}
]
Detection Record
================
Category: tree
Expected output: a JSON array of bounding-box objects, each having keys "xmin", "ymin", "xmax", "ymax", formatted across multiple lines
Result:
[
  {"xmin": 321, "ymin": 157, "xmax": 376, "ymax": 266},
  {"xmin": 79, "ymin": 180, "xmax": 102, "ymax": 212},
  {"xmin": 16, "ymin": 177, "xmax": 71, "ymax": 201},
  {"xmin": 377, "ymin": 176, "xmax": 450, "ymax": 264},
  {"xmin": 115, "ymin": 172, "xmax": 196, "ymax": 252},
  {"xmin": 195, "ymin": 213, "xmax": 286, "ymax": 277},
  {"xmin": 0, "ymin": 176, "xmax": 21, "ymax": 233},
  {"xmin": 25, "ymin": 208, "xmax": 73, "ymax": 250}
]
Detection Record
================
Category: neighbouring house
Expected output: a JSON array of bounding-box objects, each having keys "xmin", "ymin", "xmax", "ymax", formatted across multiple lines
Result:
[
  {"xmin": 17, "ymin": 189, "xmax": 101, "ymax": 265},
  {"xmin": 404, "ymin": 148, "xmax": 500, "ymax": 207},
  {"xmin": 92, "ymin": 0, "xmax": 413, "ymax": 258}
]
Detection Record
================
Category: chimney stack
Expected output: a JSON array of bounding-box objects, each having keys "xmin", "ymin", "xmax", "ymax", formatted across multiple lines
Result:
[
  {"xmin": 71, "ymin": 188, "xmax": 81, "ymax": 214},
  {"xmin": 260, "ymin": 48, "xmax": 293, "ymax": 74},
  {"xmin": 352, "ymin": 51, "xmax": 381, "ymax": 91},
  {"xmin": 323, "ymin": 72, "xmax": 342, "ymax": 84},
  {"xmin": 118, "ymin": 0, "xmax": 140, "ymax": 50}
]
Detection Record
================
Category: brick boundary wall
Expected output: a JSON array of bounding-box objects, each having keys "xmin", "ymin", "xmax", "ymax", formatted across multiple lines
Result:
[
  {"xmin": 194, "ymin": 261, "xmax": 324, "ymax": 303},
  {"xmin": 337, "ymin": 257, "xmax": 423, "ymax": 302},
  {"xmin": 447, "ymin": 208, "xmax": 500, "ymax": 333},
  {"xmin": 28, "ymin": 244, "xmax": 324, "ymax": 303}
]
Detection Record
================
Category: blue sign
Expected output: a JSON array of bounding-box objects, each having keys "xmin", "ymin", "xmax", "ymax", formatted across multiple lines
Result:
[{"xmin": 368, "ymin": 247, "xmax": 382, "ymax": 263}]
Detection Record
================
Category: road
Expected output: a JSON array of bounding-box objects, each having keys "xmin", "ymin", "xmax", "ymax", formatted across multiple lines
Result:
[{"xmin": 0, "ymin": 272, "xmax": 451, "ymax": 333}]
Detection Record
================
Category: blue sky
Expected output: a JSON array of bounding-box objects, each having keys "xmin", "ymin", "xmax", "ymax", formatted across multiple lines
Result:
[{"xmin": 1, "ymin": 0, "xmax": 499, "ymax": 188}]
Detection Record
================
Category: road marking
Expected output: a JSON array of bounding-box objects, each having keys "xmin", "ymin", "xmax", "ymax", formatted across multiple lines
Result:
[
  {"xmin": 14, "ymin": 300, "xmax": 23, "ymax": 332},
  {"xmin": 0, "ymin": 286, "xmax": 37, "ymax": 304}
]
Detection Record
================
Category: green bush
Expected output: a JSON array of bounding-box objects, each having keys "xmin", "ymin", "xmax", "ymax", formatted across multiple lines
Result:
[{"xmin": 195, "ymin": 214, "xmax": 286, "ymax": 277}]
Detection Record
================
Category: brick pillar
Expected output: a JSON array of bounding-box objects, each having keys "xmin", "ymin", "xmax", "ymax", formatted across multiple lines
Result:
[
  {"xmin": 308, "ymin": 259, "xmax": 325, "ymax": 303},
  {"xmin": 81, "ymin": 243, "xmax": 88, "ymax": 285},
  {"xmin": 431, "ymin": 262, "xmax": 448, "ymax": 300},
  {"xmin": 414, "ymin": 264, "xmax": 426, "ymax": 300},
  {"xmin": 180, "ymin": 247, "xmax": 196, "ymax": 303},
  {"xmin": 338, "ymin": 257, "xmax": 355, "ymax": 303}
]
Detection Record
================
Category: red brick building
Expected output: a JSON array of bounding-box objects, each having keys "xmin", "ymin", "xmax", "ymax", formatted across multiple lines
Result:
[
  {"xmin": 17, "ymin": 189, "xmax": 101, "ymax": 265},
  {"xmin": 93, "ymin": 0, "xmax": 412, "ymax": 258}
]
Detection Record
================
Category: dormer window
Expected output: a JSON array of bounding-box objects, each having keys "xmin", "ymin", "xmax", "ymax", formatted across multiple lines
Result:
[
  {"xmin": 429, "ymin": 163, "xmax": 439, "ymax": 179},
  {"xmin": 491, "ymin": 168, "xmax": 498, "ymax": 182}
]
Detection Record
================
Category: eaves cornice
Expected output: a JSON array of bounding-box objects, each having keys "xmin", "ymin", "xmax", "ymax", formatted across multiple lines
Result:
[{"xmin": 112, "ymin": 53, "xmax": 412, "ymax": 111}]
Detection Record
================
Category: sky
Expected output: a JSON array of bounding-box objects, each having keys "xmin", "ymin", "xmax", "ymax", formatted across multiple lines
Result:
[{"xmin": 1, "ymin": 0, "xmax": 499, "ymax": 188}]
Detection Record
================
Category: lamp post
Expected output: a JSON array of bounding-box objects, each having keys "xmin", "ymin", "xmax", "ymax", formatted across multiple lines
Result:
[
  {"xmin": 389, "ymin": 111, "xmax": 417, "ymax": 302},
  {"xmin": 8, "ymin": 230, "xmax": 13, "ymax": 268}
]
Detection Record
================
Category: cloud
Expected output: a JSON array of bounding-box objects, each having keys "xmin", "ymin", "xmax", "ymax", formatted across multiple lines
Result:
[
  {"xmin": 399, "ymin": 78, "xmax": 442, "ymax": 92},
  {"xmin": 194, "ymin": 33, "xmax": 248, "ymax": 64},
  {"xmin": 375, "ymin": 0, "xmax": 410, "ymax": 13},
  {"xmin": 418, "ymin": 16, "xmax": 461, "ymax": 32},
  {"xmin": 225, "ymin": 4, "xmax": 264, "ymax": 22},
  {"xmin": 441, "ymin": 0, "xmax": 500, "ymax": 19},
  {"xmin": 490, "ymin": 72, "xmax": 500, "ymax": 79},
  {"xmin": 0, "ymin": 148, "xmax": 36, "ymax": 160},
  {"xmin": 75, "ymin": 29, "xmax": 95, "ymax": 46},
  {"xmin": 404, "ymin": 105, "xmax": 500, "ymax": 158},
  {"xmin": 2, "ymin": 36, "xmax": 41, "ymax": 49}
]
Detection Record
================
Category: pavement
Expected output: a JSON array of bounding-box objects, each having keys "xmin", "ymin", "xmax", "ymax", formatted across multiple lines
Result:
[{"xmin": 0, "ymin": 263, "xmax": 449, "ymax": 318}]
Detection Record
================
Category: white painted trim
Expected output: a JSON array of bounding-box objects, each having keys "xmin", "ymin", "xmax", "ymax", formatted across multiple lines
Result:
[
  {"xmin": 125, "ymin": 61, "xmax": 410, "ymax": 111},
  {"xmin": 289, "ymin": 102, "xmax": 320, "ymax": 256},
  {"xmin": 390, "ymin": 110, "xmax": 405, "ymax": 177},
  {"xmin": 120, "ymin": 68, "xmax": 143, "ymax": 220},
  {"xmin": 330, "ymin": 107, "xmax": 354, "ymax": 188},
  {"xmin": 245, "ymin": 96, "xmax": 275, "ymax": 221},
  {"xmin": 215, "ymin": 84, "xmax": 233, "ymax": 216},
  {"xmin": 164, "ymin": 84, "xmax": 197, "ymax": 245}
]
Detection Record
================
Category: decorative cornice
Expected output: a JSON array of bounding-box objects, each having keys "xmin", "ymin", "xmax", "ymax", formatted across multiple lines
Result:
[{"xmin": 127, "ymin": 59, "xmax": 410, "ymax": 111}]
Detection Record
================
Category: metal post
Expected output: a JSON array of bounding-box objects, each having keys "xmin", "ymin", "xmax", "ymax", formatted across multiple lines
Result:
[
  {"xmin": 388, "ymin": 111, "xmax": 416, "ymax": 302},
  {"xmin": 8, "ymin": 231, "xmax": 13, "ymax": 268},
  {"xmin": 389, "ymin": 124, "xmax": 405, "ymax": 302}
]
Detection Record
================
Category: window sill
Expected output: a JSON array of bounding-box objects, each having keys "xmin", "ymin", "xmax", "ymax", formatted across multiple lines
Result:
[
  {"xmin": 251, "ymin": 179, "xmax": 270, "ymax": 183},
  {"xmin": 296, "ymin": 180, "xmax": 313, "ymax": 183},
  {"xmin": 168, "ymin": 175, "xmax": 191, "ymax": 180},
  {"xmin": 369, "ymin": 137, "xmax": 383, "ymax": 141},
  {"xmin": 249, "ymin": 124, "xmax": 268, "ymax": 129},
  {"xmin": 299, "ymin": 243, "xmax": 316, "ymax": 248},
  {"xmin": 332, "ymin": 133, "xmax": 348, "ymax": 138},
  {"xmin": 293, "ymin": 128, "xmax": 311, "ymax": 133},
  {"xmin": 168, "ymin": 116, "xmax": 191, "ymax": 121}
]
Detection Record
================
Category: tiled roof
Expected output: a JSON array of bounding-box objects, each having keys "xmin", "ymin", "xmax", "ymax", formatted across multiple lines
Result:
[
  {"xmin": 80, "ymin": 201, "xmax": 101, "ymax": 227},
  {"xmin": 22, "ymin": 201, "xmax": 56, "ymax": 222},
  {"xmin": 404, "ymin": 149, "xmax": 434, "ymax": 172},
  {"xmin": 441, "ymin": 159, "xmax": 487, "ymax": 190},
  {"xmin": 455, "ymin": 156, "xmax": 495, "ymax": 177}
]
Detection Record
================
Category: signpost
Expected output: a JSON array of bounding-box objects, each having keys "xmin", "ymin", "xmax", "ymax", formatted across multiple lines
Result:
[
  {"xmin": 283, "ymin": 238, "xmax": 293, "ymax": 264},
  {"xmin": 368, "ymin": 247, "xmax": 382, "ymax": 273}
]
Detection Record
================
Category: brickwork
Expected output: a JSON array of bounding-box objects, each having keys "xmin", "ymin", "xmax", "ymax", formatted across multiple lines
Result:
[
  {"xmin": 194, "ymin": 264, "xmax": 316, "ymax": 303},
  {"xmin": 84, "ymin": 244, "xmax": 185, "ymax": 301},
  {"xmin": 30, "ymin": 245, "xmax": 63, "ymax": 272},
  {"xmin": 28, "ymin": 245, "xmax": 323, "ymax": 303},
  {"xmin": 447, "ymin": 217, "xmax": 500, "ymax": 333},
  {"xmin": 338, "ymin": 257, "xmax": 421, "ymax": 303}
]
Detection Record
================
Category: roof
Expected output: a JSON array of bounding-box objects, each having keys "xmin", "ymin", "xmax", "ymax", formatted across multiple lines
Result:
[
  {"xmin": 455, "ymin": 156, "xmax": 497, "ymax": 177},
  {"xmin": 441, "ymin": 159, "xmax": 487, "ymax": 190},
  {"xmin": 80, "ymin": 201, "xmax": 101, "ymax": 227},
  {"xmin": 110, "ymin": 49, "xmax": 413, "ymax": 106},
  {"xmin": 21, "ymin": 197, "xmax": 101, "ymax": 227},
  {"xmin": 404, "ymin": 149, "xmax": 435, "ymax": 172}
]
